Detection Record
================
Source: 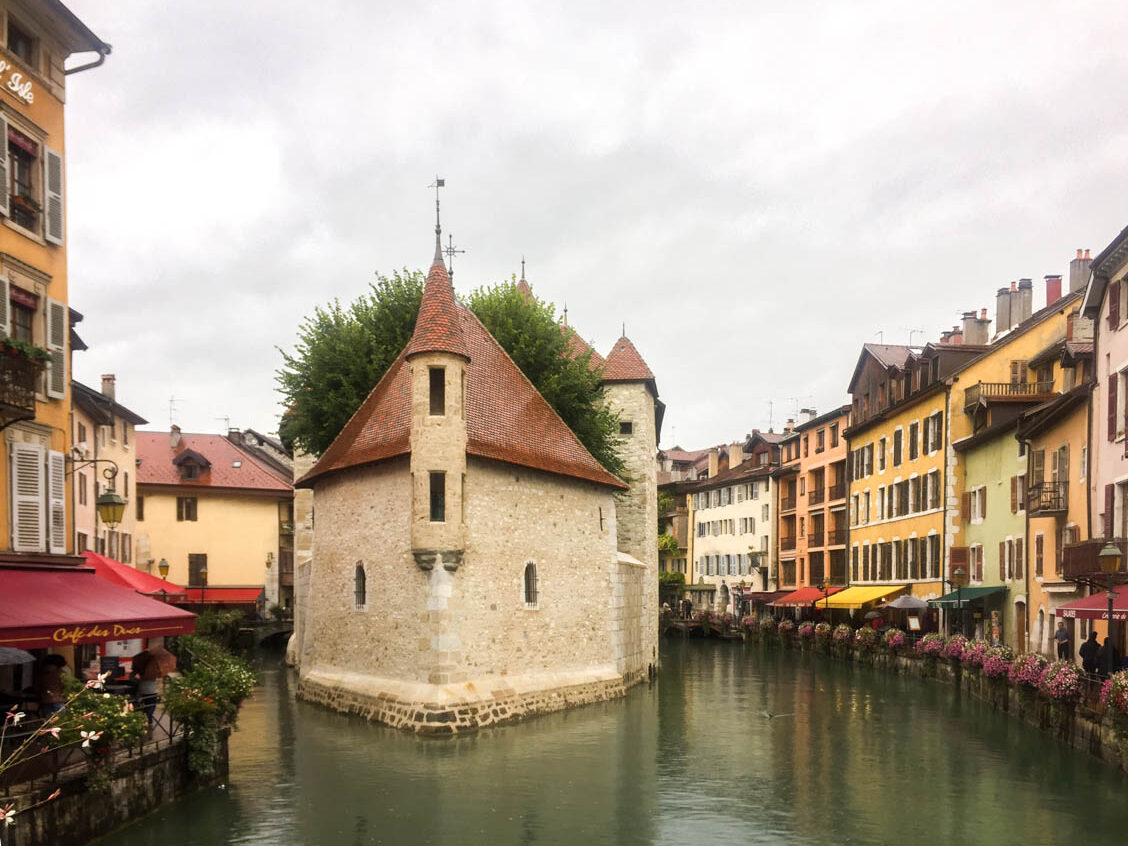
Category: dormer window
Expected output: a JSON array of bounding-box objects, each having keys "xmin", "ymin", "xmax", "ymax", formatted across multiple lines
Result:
[
  {"xmin": 182, "ymin": 464, "xmax": 199, "ymax": 480},
  {"xmin": 172, "ymin": 448, "xmax": 211, "ymax": 481}
]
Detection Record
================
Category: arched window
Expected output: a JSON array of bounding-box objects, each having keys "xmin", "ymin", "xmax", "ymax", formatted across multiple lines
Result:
[
  {"xmin": 354, "ymin": 564, "xmax": 367, "ymax": 610},
  {"xmin": 523, "ymin": 562, "xmax": 538, "ymax": 608}
]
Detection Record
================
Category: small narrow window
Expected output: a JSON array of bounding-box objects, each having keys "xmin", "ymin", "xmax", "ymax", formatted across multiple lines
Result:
[
  {"xmin": 524, "ymin": 562, "xmax": 538, "ymax": 607},
  {"xmin": 429, "ymin": 472, "xmax": 445, "ymax": 522},
  {"xmin": 429, "ymin": 367, "xmax": 446, "ymax": 415},
  {"xmin": 355, "ymin": 564, "xmax": 367, "ymax": 609},
  {"xmin": 619, "ymin": 421, "xmax": 633, "ymax": 435},
  {"xmin": 136, "ymin": 495, "xmax": 144, "ymax": 521}
]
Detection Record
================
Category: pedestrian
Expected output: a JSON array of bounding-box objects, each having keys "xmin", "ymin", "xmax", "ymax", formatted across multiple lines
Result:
[
  {"xmin": 1096, "ymin": 637, "xmax": 1122, "ymax": 678},
  {"xmin": 1079, "ymin": 631, "xmax": 1100, "ymax": 675},
  {"xmin": 39, "ymin": 654, "xmax": 68, "ymax": 717},
  {"xmin": 1054, "ymin": 621, "xmax": 1071, "ymax": 661},
  {"xmin": 131, "ymin": 650, "xmax": 161, "ymax": 727}
]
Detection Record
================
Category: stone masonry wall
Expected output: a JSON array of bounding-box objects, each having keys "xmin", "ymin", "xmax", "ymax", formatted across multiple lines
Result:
[{"xmin": 287, "ymin": 450, "xmax": 316, "ymax": 668}]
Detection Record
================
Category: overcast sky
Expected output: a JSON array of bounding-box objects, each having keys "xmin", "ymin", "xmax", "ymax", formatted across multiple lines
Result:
[{"xmin": 61, "ymin": 0, "xmax": 1128, "ymax": 452}]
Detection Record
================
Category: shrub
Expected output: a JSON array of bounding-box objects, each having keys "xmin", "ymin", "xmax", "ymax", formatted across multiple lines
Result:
[
  {"xmin": 916, "ymin": 633, "xmax": 946, "ymax": 657},
  {"xmin": 961, "ymin": 640, "xmax": 989, "ymax": 669},
  {"xmin": 854, "ymin": 626, "xmax": 879, "ymax": 651},
  {"xmin": 1040, "ymin": 661, "xmax": 1082, "ymax": 703},
  {"xmin": 1100, "ymin": 671, "xmax": 1128, "ymax": 717},
  {"xmin": 1009, "ymin": 653, "xmax": 1049, "ymax": 690},
  {"xmin": 882, "ymin": 627, "xmax": 906, "ymax": 651},
  {"xmin": 982, "ymin": 646, "xmax": 1015, "ymax": 680}
]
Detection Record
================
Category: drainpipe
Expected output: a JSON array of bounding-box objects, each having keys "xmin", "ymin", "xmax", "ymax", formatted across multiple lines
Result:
[{"xmin": 64, "ymin": 46, "xmax": 112, "ymax": 76}]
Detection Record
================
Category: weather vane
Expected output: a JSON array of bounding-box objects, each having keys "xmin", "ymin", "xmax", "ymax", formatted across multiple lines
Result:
[
  {"xmin": 444, "ymin": 233, "xmax": 465, "ymax": 279},
  {"xmin": 428, "ymin": 176, "xmax": 445, "ymax": 261}
]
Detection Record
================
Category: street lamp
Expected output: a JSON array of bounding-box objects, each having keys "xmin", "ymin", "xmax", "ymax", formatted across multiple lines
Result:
[
  {"xmin": 1098, "ymin": 542, "xmax": 1122, "ymax": 677},
  {"xmin": 66, "ymin": 456, "xmax": 127, "ymax": 528},
  {"xmin": 199, "ymin": 560, "xmax": 208, "ymax": 608},
  {"xmin": 950, "ymin": 565, "xmax": 969, "ymax": 637},
  {"xmin": 157, "ymin": 558, "xmax": 169, "ymax": 579}
]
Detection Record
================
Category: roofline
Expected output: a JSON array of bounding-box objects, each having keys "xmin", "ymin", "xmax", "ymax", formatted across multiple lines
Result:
[
  {"xmin": 844, "ymin": 381, "xmax": 948, "ymax": 440},
  {"xmin": 793, "ymin": 404, "xmax": 852, "ymax": 432},
  {"xmin": 43, "ymin": 0, "xmax": 111, "ymax": 56},
  {"xmin": 1083, "ymin": 224, "xmax": 1128, "ymax": 317},
  {"xmin": 1014, "ymin": 383, "xmax": 1093, "ymax": 441},
  {"xmin": 136, "ymin": 482, "xmax": 293, "ymax": 498},
  {"xmin": 71, "ymin": 380, "xmax": 148, "ymax": 425}
]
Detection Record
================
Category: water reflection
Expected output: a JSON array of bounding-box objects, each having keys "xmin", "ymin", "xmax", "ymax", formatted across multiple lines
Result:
[{"xmin": 96, "ymin": 642, "xmax": 1128, "ymax": 846}]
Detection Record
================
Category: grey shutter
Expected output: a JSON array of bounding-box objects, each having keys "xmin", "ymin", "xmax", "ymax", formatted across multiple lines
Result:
[
  {"xmin": 48, "ymin": 449, "xmax": 65, "ymax": 553},
  {"xmin": 10, "ymin": 442, "xmax": 44, "ymax": 551},
  {"xmin": 45, "ymin": 297, "xmax": 65, "ymax": 398},
  {"xmin": 0, "ymin": 275, "xmax": 9, "ymax": 338},
  {"xmin": 0, "ymin": 113, "xmax": 9, "ymax": 219},
  {"xmin": 44, "ymin": 147, "xmax": 63, "ymax": 245}
]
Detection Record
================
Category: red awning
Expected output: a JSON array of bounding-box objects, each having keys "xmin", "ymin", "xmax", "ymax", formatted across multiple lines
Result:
[
  {"xmin": 82, "ymin": 551, "xmax": 187, "ymax": 599},
  {"xmin": 770, "ymin": 586, "xmax": 844, "ymax": 606},
  {"xmin": 181, "ymin": 587, "xmax": 264, "ymax": 605},
  {"xmin": 1055, "ymin": 585, "xmax": 1128, "ymax": 621},
  {"xmin": 0, "ymin": 566, "xmax": 196, "ymax": 649}
]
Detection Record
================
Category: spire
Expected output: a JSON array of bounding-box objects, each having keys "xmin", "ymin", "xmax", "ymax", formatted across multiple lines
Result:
[
  {"xmin": 430, "ymin": 176, "xmax": 446, "ymax": 268},
  {"xmin": 405, "ymin": 183, "xmax": 468, "ymax": 362},
  {"xmin": 516, "ymin": 256, "xmax": 533, "ymax": 301}
]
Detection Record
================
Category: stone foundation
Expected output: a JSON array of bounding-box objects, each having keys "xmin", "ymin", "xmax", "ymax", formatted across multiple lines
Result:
[{"xmin": 298, "ymin": 665, "xmax": 648, "ymax": 734}]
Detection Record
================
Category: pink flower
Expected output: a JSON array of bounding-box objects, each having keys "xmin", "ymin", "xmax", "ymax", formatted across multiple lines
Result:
[{"xmin": 80, "ymin": 730, "xmax": 103, "ymax": 748}]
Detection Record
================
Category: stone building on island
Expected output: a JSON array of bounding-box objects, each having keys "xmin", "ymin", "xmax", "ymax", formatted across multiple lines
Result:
[{"xmin": 291, "ymin": 238, "xmax": 660, "ymax": 733}]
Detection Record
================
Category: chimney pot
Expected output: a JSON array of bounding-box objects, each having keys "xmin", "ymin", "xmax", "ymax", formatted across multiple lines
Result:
[
  {"xmin": 1045, "ymin": 274, "xmax": 1063, "ymax": 308},
  {"xmin": 100, "ymin": 374, "xmax": 116, "ymax": 400},
  {"xmin": 1077, "ymin": 248, "xmax": 1083, "ymax": 260},
  {"xmin": 980, "ymin": 308, "xmax": 987, "ymax": 320},
  {"xmin": 1085, "ymin": 249, "xmax": 1091, "ymax": 260},
  {"xmin": 170, "ymin": 425, "xmax": 181, "ymax": 449}
]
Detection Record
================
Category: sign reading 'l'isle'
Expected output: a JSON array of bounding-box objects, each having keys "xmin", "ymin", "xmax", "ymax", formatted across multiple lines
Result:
[{"xmin": 0, "ymin": 59, "xmax": 33, "ymax": 104}]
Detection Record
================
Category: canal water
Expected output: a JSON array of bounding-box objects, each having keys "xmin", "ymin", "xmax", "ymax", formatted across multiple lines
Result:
[{"xmin": 96, "ymin": 640, "xmax": 1128, "ymax": 846}]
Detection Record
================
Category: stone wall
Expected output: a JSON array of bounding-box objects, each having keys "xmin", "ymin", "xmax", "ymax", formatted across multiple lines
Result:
[{"xmin": 286, "ymin": 449, "xmax": 316, "ymax": 668}]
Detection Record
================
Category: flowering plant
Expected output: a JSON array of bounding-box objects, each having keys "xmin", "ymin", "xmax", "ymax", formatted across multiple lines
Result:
[
  {"xmin": 797, "ymin": 622, "xmax": 816, "ymax": 640},
  {"xmin": 1100, "ymin": 670, "xmax": 1128, "ymax": 717},
  {"xmin": 832, "ymin": 623, "xmax": 854, "ymax": 644},
  {"xmin": 943, "ymin": 634, "xmax": 969, "ymax": 661},
  {"xmin": 719, "ymin": 613, "xmax": 734, "ymax": 627},
  {"xmin": 814, "ymin": 622, "xmax": 832, "ymax": 640},
  {"xmin": 1040, "ymin": 661, "xmax": 1082, "ymax": 703},
  {"xmin": 777, "ymin": 618, "xmax": 795, "ymax": 635},
  {"xmin": 916, "ymin": 633, "xmax": 946, "ymax": 657},
  {"xmin": 741, "ymin": 616, "xmax": 756, "ymax": 631},
  {"xmin": 694, "ymin": 610, "xmax": 714, "ymax": 625},
  {"xmin": 854, "ymin": 626, "xmax": 879, "ymax": 651},
  {"xmin": 982, "ymin": 646, "xmax": 1015, "ymax": 679},
  {"xmin": 882, "ymin": 627, "xmax": 906, "ymax": 651},
  {"xmin": 1009, "ymin": 653, "xmax": 1049, "ymax": 690},
  {"xmin": 759, "ymin": 617, "xmax": 777, "ymax": 633},
  {"xmin": 960, "ymin": 640, "xmax": 989, "ymax": 669}
]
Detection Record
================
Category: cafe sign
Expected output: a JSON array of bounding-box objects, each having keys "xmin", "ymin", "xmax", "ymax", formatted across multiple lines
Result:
[
  {"xmin": 53, "ymin": 623, "xmax": 145, "ymax": 645},
  {"xmin": 0, "ymin": 59, "xmax": 34, "ymax": 104}
]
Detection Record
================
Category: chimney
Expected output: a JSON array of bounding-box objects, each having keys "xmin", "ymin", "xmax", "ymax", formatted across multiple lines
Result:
[
  {"xmin": 1017, "ymin": 278, "xmax": 1033, "ymax": 324},
  {"xmin": 100, "ymin": 374, "xmax": 116, "ymax": 400},
  {"xmin": 1045, "ymin": 274, "xmax": 1062, "ymax": 308},
  {"xmin": 708, "ymin": 448, "xmax": 719, "ymax": 478},
  {"xmin": 1069, "ymin": 248, "xmax": 1093, "ymax": 293},
  {"xmin": 784, "ymin": 418, "xmax": 795, "ymax": 434},
  {"xmin": 729, "ymin": 442, "xmax": 744, "ymax": 467},
  {"xmin": 170, "ymin": 425, "xmax": 181, "ymax": 449},
  {"xmin": 800, "ymin": 407, "xmax": 817, "ymax": 423},
  {"xmin": 995, "ymin": 287, "xmax": 1011, "ymax": 334},
  {"xmin": 963, "ymin": 310, "xmax": 990, "ymax": 345},
  {"xmin": 949, "ymin": 324, "xmax": 963, "ymax": 345}
]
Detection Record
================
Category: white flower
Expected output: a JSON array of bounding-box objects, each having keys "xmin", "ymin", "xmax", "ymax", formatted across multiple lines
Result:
[
  {"xmin": 4, "ymin": 711, "xmax": 24, "ymax": 725},
  {"xmin": 1, "ymin": 803, "xmax": 15, "ymax": 825},
  {"xmin": 79, "ymin": 730, "xmax": 102, "ymax": 748}
]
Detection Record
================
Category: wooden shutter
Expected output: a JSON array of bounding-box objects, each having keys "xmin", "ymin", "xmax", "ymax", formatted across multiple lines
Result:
[
  {"xmin": 980, "ymin": 488, "xmax": 986, "ymax": 519},
  {"xmin": 1058, "ymin": 446, "xmax": 1069, "ymax": 482},
  {"xmin": 0, "ymin": 112, "xmax": 9, "ymax": 219},
  {"xmin": 43, "ymin": 147, "xmax": 63, "ymax": 245},
  {"xmin": 1110, "ymin": 280, "xmax": 1121, "ymax": 329},
  {"xmin": 1050, "ymin": 449, "xmax": 1059, "ymax": 482},
  {"xmin": 10, "ymin": 442, "xmax": 43, "ymax": 552},
  {"xmin": 1016, "ymin": 537, "xmax": 1024, "ymax": 580},
  {"xmin": 1010, "ymin": 477, "xmax": 1017, "ymax": 513},
  {"xmin": 1033, "ymin": 449, "xmax": 1045, "ymax": 484},
  {"xmin": 1105, "ymin": 484, "xmax": 1115, "ymax": 539},
  {"xmin": 47, "ymin": 450, "xmax": 65, "ymax": 553},
  {"xmin": 45, "ymin": 298, "xmax": 65, "ymax": 399},
  {"xmin": 999, "ymin": 541, "xmax": 1006, "ymax": 580},
  {"xmin": 0, "ymin": 275, "xmax": 9, "ymax": 338},
  {"xmin": 1111, "ymin": 376, "xmax": 1120, "ymax": 442},
  {"xmin": 961, "ymin": 492, "xmax": 970, "ymax": 520}
]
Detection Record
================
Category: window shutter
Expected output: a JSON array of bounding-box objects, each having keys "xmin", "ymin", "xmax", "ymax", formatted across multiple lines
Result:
[
  {"xmin": 1016, "ymin": 538, "xmax": 1024, "ymax": 580},
  {"xmin": 47, "ymin": 450, "xmax": 65, "ymax": 553},
  {"xmin": 0, "ymin": 275, "xmax": 9, "ymax": 338},
  {"xmin": 44, "ymin": 147, "xmax": 63, "ymax": 245},
  {"xmin": 1105, "ymin": 484, "xmax": 1115, "ymax": 539},
  {"xmin": 1059, "ymin": 446, "xmax": 1069, "ymax": 481},
  {"xmin": 45, "ymin": 298, "xmax": 65, "ymax": 399},
  {"xmin": 1010, "ymin": 477, "xmax": 1017, "ymax": 513},
  {"xmin": 999, "ymin": 542, "xmax": 1006, "ymax": 581},
  {"xmin": 10, "ymin": 443, "xmax": 44, "ymax": 551},
  {"xmin": 1033, "ymin": 449, "xmax": 1045, "ymax": 484},
  {"xmin": 1110, "ymin": 280, "xmax": 1121, "ymax": 329},
  {"xmin": 1110, "ymin": 376, "xmax": 1119, "ymax": 442},
  {"xmin": 980, "ymin": 488, "xmax": 986, "ymax": 519},
  {"xmin": 1050, "ymin": 449, "xmax": 1059, "ymax": 482},
  {"xmin": 0, "ymin": 112, "xmax": 9, "ymax": 219}
]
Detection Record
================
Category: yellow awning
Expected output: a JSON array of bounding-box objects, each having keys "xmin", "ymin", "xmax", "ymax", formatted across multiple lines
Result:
[{"xmin": 820, "ymin": 585, "xmax": 906, "ymax": 609}]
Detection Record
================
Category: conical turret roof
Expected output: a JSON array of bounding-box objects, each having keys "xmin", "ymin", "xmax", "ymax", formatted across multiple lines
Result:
[
  {"xmin": 404, "ymin": 257, "xmax": 469, "ymax": 361},
  {"xmin": 603, "ymin": 335, "xmax": 654, "ymax": 382}
]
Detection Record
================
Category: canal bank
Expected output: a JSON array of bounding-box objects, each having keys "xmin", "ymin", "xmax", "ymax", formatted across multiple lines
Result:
[{"xmin": 92, "ymin": 640, "xmax": 1128, "ymax": 846}]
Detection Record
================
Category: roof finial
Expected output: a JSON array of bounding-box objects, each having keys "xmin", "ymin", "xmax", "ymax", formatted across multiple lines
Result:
[
  {"xmin": 563, "ymin": 302, "xmax": 568, "ymax": 327},
  {"xmin": 429, "ymin": 176, "xmax": 445, "ymax": 265},
  {"xmin": 520, "ymin": 256, "xmax": 526, "ymax": 281},
  {"xmin": 444, "ymin": 233, "xmax": 465, "ymax": 280},
  {"xmin": 622, "ymin": 322, "xmax": 626, "ymax": 338}
]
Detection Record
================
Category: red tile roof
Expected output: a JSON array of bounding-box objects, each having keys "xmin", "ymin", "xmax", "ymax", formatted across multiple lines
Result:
[
  {"xmin": 602, "ymin": 335, "xmax": 654, "ymax": 382},
  {"xmin": 136, "ymin": 433, "xmax": 292, "ymax": 492},
  {"xmin": 298, "ymin": 301, "xmax": 627, "ymax": 490},
  {"xmin": 404, "ymin": 259, "xmax": 469, "ymax": 361},
  {"xmin": 561, "ymin": 325, "xmax": 605, "ymax": 371}
]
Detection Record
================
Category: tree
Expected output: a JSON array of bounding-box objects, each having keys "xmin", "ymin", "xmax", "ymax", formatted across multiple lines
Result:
[
  {"xmin": 277, "ymin": 273, "xmax": 624, "ymax": 478},
  {"xmin": 277, "ymin": 270, "xmax": 423, "ymax": 456}
]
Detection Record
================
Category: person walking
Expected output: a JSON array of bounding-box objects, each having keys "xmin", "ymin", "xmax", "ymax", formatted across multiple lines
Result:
[
  {"xmin": 1079, "ymin": 631, "xmax": 1100, "ymax": 675},
  {"xmin": 1096, "ymin": 637, "xmax": 1121, "ymax": 678},
  {"xmin": 1054, "ymin": 621, "xmax": 1071, "ymax": 660}
]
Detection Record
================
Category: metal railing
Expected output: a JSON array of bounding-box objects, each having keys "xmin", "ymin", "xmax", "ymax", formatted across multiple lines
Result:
[
  {"xmin": 964, "ymin": 380, "xmax": 1054, "ymax": 409},
  {"xmin": 828, "ymin": 483, "xmax": 847, "ymax": 501},
  {"xmin": 809, "ymin": 488, "xmax": 825, "ymax": 505},
  {"xmin": 826, "ymin": 528, "xmax": 848, "ymax": 545},
  {"xmin": 780, "ymin": 496, "xmax": 796, "ymax": 511},
  {"xmin": 0, "ymin": 353, "xmax": 41, "ymax": 427},
  {"xmin": 1028, "ymin": 481, "xmax": 1068, "ymax": 514},
  {"xmin": 780, "ymin": 536, "xmax": 796, "ymax": 551}
]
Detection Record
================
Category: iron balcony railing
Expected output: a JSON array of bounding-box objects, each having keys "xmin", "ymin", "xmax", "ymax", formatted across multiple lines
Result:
[
  {"xmin": 0, "ymin": 352, "xmax": 41, "ymax": 427},
  {"xmin": 780, "ymin": 536, "xmax": 797, "ymax": 551},
  {"xmin": 809, "ymin": 488, "xmax": 825, "ymax": 505},
  {"xmin": 1028, "ymin": 481, "xmax": 1068, "ymax": 515},
  {"xmin": 826, "ymin": 528, "xmax": 848, "ymax": 545},
  {"xmin": 964, "ymin": 380, "xmax": 1054, "ymax": 410},
  {"xmin": 780, "ymin": 496, "xmax": 796, "ymax": 512},
  {"xmin": 828, "ymin": 483, "xmax": 847, "ymax": 501}
]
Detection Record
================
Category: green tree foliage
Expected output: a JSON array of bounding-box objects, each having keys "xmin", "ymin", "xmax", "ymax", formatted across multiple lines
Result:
[
  {"xmin": 277, "ymin": 274, "xmax": 625, "ymax": 478},
  {"xmin": 277, "ymin": 269, "xmax": 424, "ymax": 456}
]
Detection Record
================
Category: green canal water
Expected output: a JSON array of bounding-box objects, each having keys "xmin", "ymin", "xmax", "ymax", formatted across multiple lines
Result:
[{"xmin": 96, "ymin": 640, "xmax": 1128, "ymax": 846}]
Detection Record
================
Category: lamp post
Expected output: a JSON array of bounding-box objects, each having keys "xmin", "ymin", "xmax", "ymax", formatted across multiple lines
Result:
[
  {"xmin": 157, "ymin": 558, "xmax": 169, "ymax": 579},
  {"xmin": 817, "ymin": 581, "xmax": 831, "ymax": 617},
  {"xmin": 66, "ymin": 456, "xmax": 127, "ymax": 529},
  {"xmin": 1098, "ymin": 542, "xmax": 1122, "ymax": 677},
  {"xmin": 950, "ymin": 565, "xmax": 969, "ymax": 637},
  {"xmin": 199, "ymin": 560, "xmax": 208, "ymax": 608}
]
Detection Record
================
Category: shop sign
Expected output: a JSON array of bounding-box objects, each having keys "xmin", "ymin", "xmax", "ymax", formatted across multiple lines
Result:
[
  {"xmin": 53, "ymin": 623, "xmax": 145, "ymax": 644},
  {"xmin": 0, "ymin": 60, "xmax": 34, "ymax": 104}
]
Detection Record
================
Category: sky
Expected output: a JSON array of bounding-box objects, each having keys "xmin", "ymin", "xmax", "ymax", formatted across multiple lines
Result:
[{"xmin": 60, "ymin": 0, "xmax": 1128, "ymax": 452}]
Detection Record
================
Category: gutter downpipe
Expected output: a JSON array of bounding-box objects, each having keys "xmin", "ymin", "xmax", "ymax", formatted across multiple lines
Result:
[{"xmin": 65, "ymin": 46, "xmax": 111, "ymax": 76}]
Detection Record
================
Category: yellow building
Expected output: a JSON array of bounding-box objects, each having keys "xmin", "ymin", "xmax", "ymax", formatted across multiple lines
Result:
[
  {"xmin": 0, "ymin": 1, "xmax": 108, "ymax": 562},
  {"xmin": 846, "ymin": 340, "xmax": 985, "ymax": 606},
  {"xmin": 136, "ymin": 428, "xmax": 293, "ymax": 610}
]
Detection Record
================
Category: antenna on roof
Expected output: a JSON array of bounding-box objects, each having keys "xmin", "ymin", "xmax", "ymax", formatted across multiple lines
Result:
[
  {"xmin": 875, "ymin": 330, "xmax": 884, "ymax": 343},
  {"xmin": 216, "ymin": 416, "xmax": 231, "ymax": 433},
  {"xmin": 906, "ymin": 328, "xmax": 925, "ymax": 346},
  {"xmin": 563, "ymin": 302, "xmax": 568, "ymax": 327},
  {"xmin": 520, "ymin": 256, "xmax": 526, "ymax": 281},
  {"xmin": 767, "ymin": 400, "xmax": 773, "ymax": 432},
  {"xmin": 428, "ymin": 176, "xmax": 445, "ymax": 264},
  {"xmin": 168, "ymin": 395, "xmax": 178, "ymax": 428}
]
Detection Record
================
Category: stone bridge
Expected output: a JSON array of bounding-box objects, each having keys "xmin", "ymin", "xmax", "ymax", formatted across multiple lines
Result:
[{"xmin": 237, "ymin": 620, "xmax": 294, "ymax": 649}]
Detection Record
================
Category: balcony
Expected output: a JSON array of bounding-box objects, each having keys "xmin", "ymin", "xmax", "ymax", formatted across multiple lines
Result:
[
  {"xmin": 1062, "ymin": 539, "xmax": 1128, "ymax": 582},
  {"xmin": 780, "ymin": 496, "xmax": 796, "ymax": 512},
  {"xmin": 0, "ymin": 351, "xmax": 42, "ymax": 428},
  {"xmin": 827, "ymin": 528, "xmax": 848, "ymax": 545},
  {"xmin": 964, "ymin": 380, "xmax": 1054, "ymax": 410},
  {"xmin": 1028, "ymin": 481, "xmax": 1068, "ymax": 515},
  {"xmin": 828, "ymin": 483, "xmax": 846, "ymax": 501},
  {"xmin": 809, "ymin": 488, "xmax": 825, "ymax": 506},
  {"xmin": 781, "ymin": 536, "xmax": 796, "ymax": 551},
  {"xmin": 807, "ymin": 531, "xmax": 825, "ymax": 549}
]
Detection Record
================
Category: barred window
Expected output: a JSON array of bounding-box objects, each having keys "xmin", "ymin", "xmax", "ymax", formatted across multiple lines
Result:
[
  {"xmin": 355, "ymin": 564, "xmax": 367, "ymax": 609},
  {"xmin": 523, "ymin": 562, "xmax": 538, "ymax": 607}
]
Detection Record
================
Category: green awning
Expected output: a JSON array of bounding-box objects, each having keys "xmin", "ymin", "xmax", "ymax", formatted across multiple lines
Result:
[{"xmin": 927, "ymin": 585, "xmax": 1008, "ymax": 608}]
